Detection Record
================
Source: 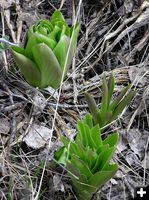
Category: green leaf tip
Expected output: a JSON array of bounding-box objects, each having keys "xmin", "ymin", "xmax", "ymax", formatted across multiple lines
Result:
[
  {"xmin": 100, "ymin": 73, "xmax": 109, "ymax": 119},
  {"xmin": 111, "ymin": 90, "xmax": 136, "ymax": 121},
  {"xmin": 108, "ymin": 72, "xmax": 115, "ymax": 105},
  {"xmin": 85, "ymin": 92, "xmax": 99, "ymax": 125}
]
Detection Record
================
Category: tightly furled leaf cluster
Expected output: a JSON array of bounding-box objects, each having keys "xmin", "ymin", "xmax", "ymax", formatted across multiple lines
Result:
[
  {"xmin": 11, "ymin": 10, "xmax": 79, "ymax": 89},
  {"xmin": 85, "ymin": 73, "xmax": 136, "ymax": 129},
  {"xmin": 55, "ymin": 113, "xmax": 119, "ymax": 200}
]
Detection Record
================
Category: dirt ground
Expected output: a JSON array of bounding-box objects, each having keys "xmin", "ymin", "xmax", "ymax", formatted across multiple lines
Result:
[{"xmin": 0, "ymin": 0, "xmax": 149, "ymax": 199}]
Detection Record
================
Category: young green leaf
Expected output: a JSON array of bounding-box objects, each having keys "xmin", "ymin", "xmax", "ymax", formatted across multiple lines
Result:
[
  {"xmin": 85, "ymin": 92, "xmax": 99, "ymax": 124},
  {"xmin": 97, "ymin": 144, "xmax": 109, "ymax": 154},
  {"xmin": 53, "ymin": 35, "xmax": 70, "ymax": 71},
  {"xmin": 89, "ymin": 165, "xmax": 118, "ymax": 189},
  {"xmin": 71, "ymin": 155, "xmax": 93, "ymax": 179},
  {"xmin": 83, "ymin": 113, "xmax": 93, "ymax": 128},
  {"xmin": 111, "ymin": 90, "xmax": 136, "ymax": 121},
  {"xmin": 25, "ymin": 32, "xmax": 57, "ymax": 59},
  {"xmin": 110, "ymin": 84, "xmax": 130, "ymax": 111},
  {"xmin": 61, "ymin": 135, "xmax": 70, "ymax": 147},
  {"xmin": 85, "ymin": 148, "xmax": 97, "ymax": 169},
  {"xmin": 84, "ymin": 124, "xmax": 97, "ymax": 149},
  {"xmin": 70, "ymin": 23, "xmax": 80, "ymax": 50},
  {"xmin": 77, "ymin": 120, "xmax": 87, "ymax": 147},
  {"xmin": 51, "ymin": 10, "xmax": 65, "ymax": 23},
  {"xmin": 99, "ymin": 73, "xmax": 108, "ymax": 120},
  {"xmin": 91, "ymin": 147, "xmax": 115, "ymax": 173},
  {"xmin": 107, "ymin": 72, "xmax": 115, "ymax": 106},
  {"xmin": 11, "ymin": 46, "xmax": 41, "ymax": 87},
  {"xmin": 61, "ymin": 136, "xmax": 80, "ymax": 157},
  {"xmin": 54, "ymin": 146, "xmax": 68, "ymax": 165},
  {"xmin": 103, "ymin": 132, "xmax": 119, "ymax": 147},
  {"xmin": 91, "ymin": 125, "xmax": 102, "ymax": 148},
  {"xmin": 32, "ymin": 43, "xmax": 62, "ymax": 88}
]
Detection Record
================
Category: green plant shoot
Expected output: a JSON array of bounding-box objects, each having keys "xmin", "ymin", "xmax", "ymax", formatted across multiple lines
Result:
[
  {"xmin": 11, "ymin": 10, "xmax": 80, "ymax": 89},
  {"xmin": 85, "ymin": 73, "xmax": 136, "ymax": 128},
  {"xmin": 55, "ymin": 113, "xmax": 119, "ymax": 200}
]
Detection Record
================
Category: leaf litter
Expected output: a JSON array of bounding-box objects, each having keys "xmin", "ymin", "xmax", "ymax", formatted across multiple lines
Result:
[{"xmin": 0, "ymin": 0, "xmax": 149, "ymax": 199}]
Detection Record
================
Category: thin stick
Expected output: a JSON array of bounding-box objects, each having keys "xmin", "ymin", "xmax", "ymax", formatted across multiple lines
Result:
[{"xmin": 0, "ymin": 38, "xmax": 18, "ymax": 46}]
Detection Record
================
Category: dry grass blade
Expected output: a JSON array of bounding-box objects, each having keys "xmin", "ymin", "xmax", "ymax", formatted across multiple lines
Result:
[{"xmin": 59, "ymin": 0, "xmax": 66, "ymax": 9}]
